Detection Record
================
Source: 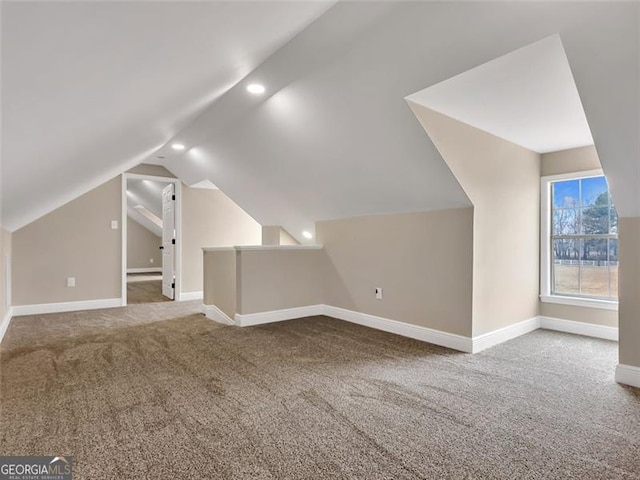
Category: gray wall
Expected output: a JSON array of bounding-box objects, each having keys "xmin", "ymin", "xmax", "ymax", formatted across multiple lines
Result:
[
  {"xmin": 127, "ymin": 217, "xmax": 161, "ymax": 270},
  {"xmin": 13, "ymin": 177, "xmax": 122, "ymax": 305},
  {"xmin": 619, "ymin": 218, "xmax": 640, "ymax": 367},
  {"xmin": 182, "ymin": 187, "xmax": 261, "ymax": 294},
  {"xmin": 203, "ymin": 249, "xmax": 237, "ymax": 319},
  {"xmin": 0, "ymin": 229, "xmax": 12, "ymax": 319},
  {"xmin": 318, "ymin": 208, "xmax": 474, "ymax": 337},
  {"xmin": 411, "ymin": 104, "xmax": 541, "ymax": 336}
]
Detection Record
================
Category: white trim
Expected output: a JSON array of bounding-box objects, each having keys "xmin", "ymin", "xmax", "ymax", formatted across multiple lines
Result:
[
  {"xmin": 203, "ymin": 304, "xmax": 235, "ymax": 325},
  {"xmin": 122, "ymin": 173, "xmax": 182, "ymax": 305},
  {"xmin": 0, "ymin": 307, "xmax": 13, "ymax": 345},
  {"xmin": 124, "ymin": 173, "xmax": 178, "ymax": 182},
  {"xmin": 615, "ymin": 364, "xmax": 640, "ymax": 389},
  {"xmin": 539, "ymin": 315, "xmax": 618, "ymax": 341},
  {"xmin": 202, "ymin": 245, "xmax": 323, "ymax": 252},
  {"xmin": 540, "ymin": 294, "xmax": 618, "ymax": 311},
  {"xmin": 323, "ymin": 305, "xmax": 472, "ymax": 353},
  {"xmin": 235, "ymin": 305, "xmax": 324, "ymax": 327},
  {"xmin": 205, "ymin": 303, "xmax": 622, "ymax": 354},
  {"xmin": 235, "ymin": 245, "xmax": 323, "ymax": 251},
  {"xmin": 471, "ymin": 317, "xmax": 540, "ymax": 353},
  {"xmin": 12, "ymin": 298, "xmax": 122, "ymax": 316},
  {"xmin": 180, "ymin": 291, "xmax": 203, "ymax": 301},
  {"xmin": 127, "ymin": 268, "xmax": 162, "ymax": 274},
  {"xmin": 542, "ymin": 169, "xmax": 603, "ymax": 183}
]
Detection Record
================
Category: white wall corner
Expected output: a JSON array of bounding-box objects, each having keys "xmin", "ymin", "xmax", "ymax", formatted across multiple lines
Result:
[
  {"xmin": 471, "ymin": 317, "xmax": 541, "ymax": 353},
  {"xmin": 203, "ymin": 304, "xmax": 235, "ymax": 325},
  {"xmin": 323, "ymin": 305, "xmax": 473, "ymax": 353},
  {"xmin": 0, "ymin": 307, "xmax": 13, "ymax": 345},
  {"xmin": 180, "ymin": 291, "xmax": 204, "ymax": 301},
  {"xmin": 12, "ymin": 298, "xmax": 122, "ymax": 316},
  {"xmin": 235, "ymin": 305, "xmax": 324, "ymax": 327},
  {"xmin": 615, "ymin": 364, "xmax": 640, "ymax": 389},
  {"xmin": 539, "ymin": 316, "xmax": 618, "ymax": 341}
]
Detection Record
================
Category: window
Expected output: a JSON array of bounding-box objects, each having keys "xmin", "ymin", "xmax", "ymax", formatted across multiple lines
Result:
[{"xmin": 541, "ymin": 170, "xmax": 618, "ymax": 309}]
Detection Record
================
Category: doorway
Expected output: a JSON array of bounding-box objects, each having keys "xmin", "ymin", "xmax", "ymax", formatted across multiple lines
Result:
[{"xmin": 121, "ymin": 173, "xmax": 182, "ymax": 305}]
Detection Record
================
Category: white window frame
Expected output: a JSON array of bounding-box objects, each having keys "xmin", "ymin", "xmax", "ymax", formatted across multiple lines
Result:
[{"xmin": 540, "ymin": 169, "xmax": 618, "ymax": 311}]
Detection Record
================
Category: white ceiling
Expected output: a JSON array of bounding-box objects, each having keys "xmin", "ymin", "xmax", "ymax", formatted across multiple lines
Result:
[
  {"xmin": 2, "ymin": 2, "xmax": 639, "ymax": 237},
  {"xmin": 406, "ymin": 35, "xmax": 593, "ymax": 154},
  {"xmin": 1, "ymin": 1, "xmax": 335, "ymax": 231}
]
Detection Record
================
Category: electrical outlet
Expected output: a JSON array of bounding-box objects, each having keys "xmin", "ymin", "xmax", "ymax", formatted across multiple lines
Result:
[
  {"xmin": 150, "ymin": 258, "xmax": 154, "ymax": 264},
  {"xmin": 67, "ymin": 277, "xmax": 76, "ymax": 288},
  {"xmin": 375, "ymin": 287, "xmax": 383, "ymax": 300},
  {"xmin": 111, "ymin": 220, "xmax": 118, "ymax": 230}
]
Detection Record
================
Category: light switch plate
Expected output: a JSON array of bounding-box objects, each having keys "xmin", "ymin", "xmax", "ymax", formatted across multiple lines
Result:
[
  {"xmin": 111, "ymin": 220, "xmax": 118, "ymax": 230},
  {"xmin": 67, "ymin": 277, "xmax": 76, "ymax": 287}
]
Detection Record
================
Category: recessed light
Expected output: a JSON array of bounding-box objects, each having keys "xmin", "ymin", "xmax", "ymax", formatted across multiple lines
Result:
[
  {"xmin": 302, "ymin": 231, "xmax": 313, "ymax": 240},
  {"xmin": 172, "ymin": 143, "xmax": 185, "ymax": 151},
  {"xmin": 247, "ymin": 84, "xmax": 266, "ymax": 95}
]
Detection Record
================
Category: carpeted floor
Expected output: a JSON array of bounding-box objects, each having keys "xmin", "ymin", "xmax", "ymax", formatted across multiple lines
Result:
[
  {"xmin": 127, "ymin": 273, "xmax": 171, "ymax": 304},
  {"xmin": 1, "ymin": 302, "xmax": 639, "ymax": 479}
]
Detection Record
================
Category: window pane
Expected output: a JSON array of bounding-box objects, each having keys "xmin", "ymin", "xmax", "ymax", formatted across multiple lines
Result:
[
  {"xmin": 553, "ymin": 208, "xmax": 579, "ymax": 235},
  {"xmin": 553, "ymin": 180, "xmax": 579, "ymax": 208},
  {"xmin": 610, "ymin": 207, "xmax": 618, "ymax": 234},
  {"xmin": 581, "ymin": 206, "xmax": 608, "ymax": 234},
  {"xmin": 580, "ymin": 239, "xmax": 608, "ymax": 297},
  {"xmin": 580, "ymin": 176, "xmax": 608, "ymax": 206},
  {"xmin": 552, "ymin": 238, "xmax": 580, "ymax": 295},
  {"xmin": 609, "ymin": 239, "xmax": 619, "ymax": 299}
]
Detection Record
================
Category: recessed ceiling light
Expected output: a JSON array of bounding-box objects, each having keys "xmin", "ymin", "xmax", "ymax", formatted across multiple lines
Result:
[
  {"xmin": 247, "ymin": 84, "xmax": 266, "ymax": 95},
  {"xmin": 172, "ymin": 143, "xmax": 185, "ymax": 151},
  {"xmin": 302, "ymin": 231, "xmax": 313, "ymax": 240}
]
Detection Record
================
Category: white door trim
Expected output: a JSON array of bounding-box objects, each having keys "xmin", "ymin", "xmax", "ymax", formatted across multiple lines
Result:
[{"xmin": 121, "ymin": 173, "xmax": 183, "ymax": 305}]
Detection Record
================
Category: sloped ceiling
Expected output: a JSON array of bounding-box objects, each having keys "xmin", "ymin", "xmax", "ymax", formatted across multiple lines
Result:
[
  {"xmin": 2, "ymin": 2, "xmax": 639, "ymax": 239},
  {"xmin": 0, "ymin": 0, "xmax": 335, "ymax": 231},
  {"xmin": 406, "ymin": 35, "xmax": 593, "ymax": 154},
  {"xmin": 155, "ymin": 1, "xmax": 639, "ymax": 241}
]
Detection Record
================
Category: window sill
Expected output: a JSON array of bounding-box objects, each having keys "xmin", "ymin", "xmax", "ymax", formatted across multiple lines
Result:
[{"xmin": 540, "ymin": 295, "xmax": 618, "ymax": 311}]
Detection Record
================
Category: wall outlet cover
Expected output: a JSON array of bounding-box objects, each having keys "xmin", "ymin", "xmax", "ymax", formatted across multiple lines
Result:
[{"xmin": 67, "ymin": 277, "xmax": 76, "ymax": 287}]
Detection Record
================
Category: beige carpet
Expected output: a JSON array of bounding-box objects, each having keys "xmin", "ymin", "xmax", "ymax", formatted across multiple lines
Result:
[{"xmin": 1, "ymin": 302, "xmax": 639, "ymax": 479}]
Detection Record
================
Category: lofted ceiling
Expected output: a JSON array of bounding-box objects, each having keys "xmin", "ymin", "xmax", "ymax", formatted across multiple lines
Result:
[
  {"xmin": 2, "ymin": 2, "xmax": 639, "ymax": 240},
  {"xmin": 0, "ymin": 0, "xmax": 335, "ymax": 231},
  {"xmin": 406, "ymin": 35, "xmax": 593, "ymax": 154}
]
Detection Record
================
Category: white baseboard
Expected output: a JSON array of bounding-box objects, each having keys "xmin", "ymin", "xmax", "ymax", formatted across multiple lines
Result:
[
  {"xmin": 235, "ymin": 305, "xmax": 324, "ymax": 327},
  {"xmin": 203, "ymin": 304, "xmax": 235, "ymax": 325},
  {"xmin": 197, "ymin": 303, "xmax": 621, "ymax": 355},
  {"xmin": 615, "ymin": 364, "xmax": 640, "ymax": 389},
  {"xmin": 539, "ymin": 316, "xmax": 618, "ymax": 341},
  {"xmin": 324, "ymin": 305, "xmax": 472, "ymax": 352},
  {"xmin": 471, "ymin": 317, "xmax": 541, "ymax": 353},
  {"xmin": 12, "ymin": 298, "xmax": 123, "ymax": 316},
  {"xmin": 180, "ymin": 291, "xmax": 203, "ymax": 301},
  {"xmin": 127, "ymin": 268, "xmax": 162, "ymax": 274},
  {"xmin": 0, "ymin": 307, "xmax": 13, "ymax": 345}
]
